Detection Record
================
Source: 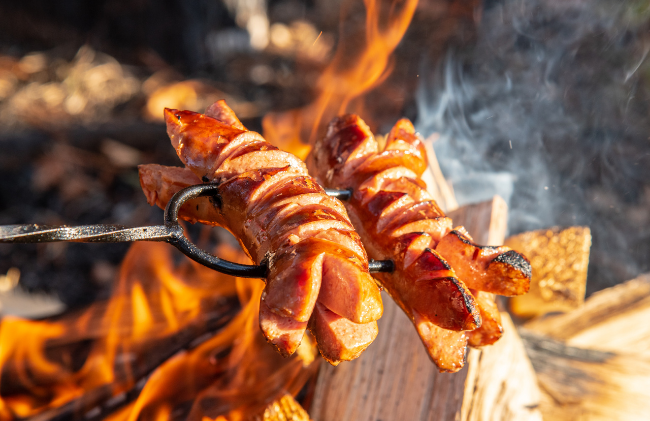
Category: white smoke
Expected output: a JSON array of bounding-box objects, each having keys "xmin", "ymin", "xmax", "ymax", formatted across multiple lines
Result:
[{"xmin": 415, "ymin": 0, "xmax": 650, "ymax": 291}]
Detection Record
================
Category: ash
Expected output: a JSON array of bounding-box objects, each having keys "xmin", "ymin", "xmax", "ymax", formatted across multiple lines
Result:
[{"xmin": 416, "ymin": 0, "xmax": 650, "ymax": 294}]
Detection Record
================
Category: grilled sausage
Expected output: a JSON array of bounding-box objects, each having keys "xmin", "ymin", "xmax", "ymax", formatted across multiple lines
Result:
[
  {"xmin": 308, "ymin": 115, "xmax": 530, "ymax": 371},
  {"xmin": 139, "ymin": 101, "xmax": 383, "ymax": 365},
  {"xmin": 467, "ymin": 290, "xmax": 503, "ymax": 347}
]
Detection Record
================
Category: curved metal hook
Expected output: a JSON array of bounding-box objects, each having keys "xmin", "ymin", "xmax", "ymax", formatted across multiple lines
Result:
[
  {"xmin": 163, "ymin": 184, "xmax": 393, "ymax": 277},
  {"xmin": 162, "ymin": 184, "xmax": 267, "ymax": 278}
]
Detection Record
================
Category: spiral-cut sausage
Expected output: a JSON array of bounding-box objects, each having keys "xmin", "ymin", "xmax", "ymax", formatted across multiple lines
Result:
[
  {"xmin": 308, "ymin": 115, "xmax": 530, "ymax": 372},
  {"xmin": 139, "ymin": 101, "xmax": 383, "ymax": 365},
  {"xmin": 467, "ymin": 290, "xmax": 503, "ymax": 347}
]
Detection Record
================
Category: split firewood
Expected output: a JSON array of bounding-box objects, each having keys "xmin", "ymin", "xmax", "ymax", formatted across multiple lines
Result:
[
  {"xmin": 461, "ymin": 313, "xmax": 542, "ymax": 421},
  {"xmin": 524, "ymin": 273, "xmax": 650, "ymax": 349},
  {"xmin": 521, "ymin": 328, "xmax": 650, "ymax": 421},
  {"xmin": 521, "ymin": 273, "xmax": 650, "ymax": 420},
  {"xmin": 507, "ymin": 227, "xmax": 591, "ymax": 318},
  {"xmin": 420, "ymin": 136, "xmax": 459, "ymax": 213},
  {"xmin": 447, "ymin": 195, "xmax": 507, "ymax": 247}
]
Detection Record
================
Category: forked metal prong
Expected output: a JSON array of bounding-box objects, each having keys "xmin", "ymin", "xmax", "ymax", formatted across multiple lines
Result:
[
  {"xmin": 0, "ymin": 185, "xmax": 393, "ymax": 277},
  {"xmin": 324, "ymin": 188, "xmax": 352, "ymax": 201}
]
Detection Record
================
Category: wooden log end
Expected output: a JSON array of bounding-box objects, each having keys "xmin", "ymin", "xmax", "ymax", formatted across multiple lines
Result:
[{"xmin": 506, "ymin": 226, "xmax": 591, "ymax": 319}]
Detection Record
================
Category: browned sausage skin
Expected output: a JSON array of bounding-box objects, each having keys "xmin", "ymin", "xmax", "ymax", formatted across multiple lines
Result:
[
  {"xmin": 308, "ymin": 115, "xmax": 530, "ymax": 372},
  {"xmin": 139, "ymin": 101, "xmax": 383, "ymax": 364},
  {"xmin": 467, "ymin": 290, "xmax": 503, "ymax": 347}
]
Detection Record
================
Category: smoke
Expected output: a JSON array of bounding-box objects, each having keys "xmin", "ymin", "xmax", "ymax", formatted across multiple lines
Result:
[{"xmin": 415, "ymin": 0, "xmax": 650, "ymax": 292}]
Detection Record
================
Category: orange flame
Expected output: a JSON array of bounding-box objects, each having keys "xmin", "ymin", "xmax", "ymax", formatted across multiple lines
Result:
[
  {"xmin": 0, "ymin": 239, "xmax": 316, "ymax": 420},
  {"xmin": 263, "ymin": 0, "xmax": 419, "ymax": 158},
  {"xmin": 0, "ymin": 2, "xmax": 420, "ymax": 418}
]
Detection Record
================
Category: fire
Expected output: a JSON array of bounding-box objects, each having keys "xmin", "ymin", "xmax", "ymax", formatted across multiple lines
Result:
[
  {"xmin": 0, "ymin": 1, "xmax": 421, "ymax": 418},
  {"xmin": 0, "ymin": 238, "xmax": 317, "ymax": 420},
  {"xmin": 263, "ymin": 0, "xmax": 418, "ymax": 158}
]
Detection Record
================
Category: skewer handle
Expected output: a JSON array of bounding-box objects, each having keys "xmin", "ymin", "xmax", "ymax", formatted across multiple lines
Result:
[
  {"xmin": 0, "ymin": 224, "xmax": 170, "ymax": 243},
  {"xmin": 0, "ymin": 185, "xmax": 394, "ymax": 277}
]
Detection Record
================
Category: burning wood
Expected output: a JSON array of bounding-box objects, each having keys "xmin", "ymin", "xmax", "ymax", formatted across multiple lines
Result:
[
  {"xmin": 257, "ymin": 394, "xmax": 311, "ymax": 421},
  {"xmin": 0, "ymin": 241, "xmax": 318, "ymax": 420}
]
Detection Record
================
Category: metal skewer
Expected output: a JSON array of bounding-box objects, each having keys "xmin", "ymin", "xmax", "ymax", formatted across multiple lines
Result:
[{"xmin": 0, "ymin": 185, "xmax": 393, "ymax": 277}]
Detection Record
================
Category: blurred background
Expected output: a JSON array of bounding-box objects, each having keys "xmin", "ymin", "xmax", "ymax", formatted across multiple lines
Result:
[{"xmin": 0, "ymin": 0, "xmax": 649, "ymax": 313}]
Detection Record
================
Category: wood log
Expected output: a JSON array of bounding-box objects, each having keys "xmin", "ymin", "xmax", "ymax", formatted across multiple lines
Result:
[
  {"xmin": 447, "ymin": 195, "xmax": 507, "ymax": 246},
  {"xmin": 309, "ymin": 296, "xmax": 468, "ymax": 421},
  {"xmin": 454, "ymin": 199, "xmax": 542, "ymax": 421},
  {"xmin": 461, "ymin": 314, "xmax": 542, "ymax": 421},
  {"xmin": 506, "ymin": 227, "xmax": 592, "ymax": 318},
  {"xmin": 421, "ymin": 139, "xmax": 458, "ymax": 213},
  {"xmin": 309, "ymin": 195, "xmax": 532, "ymax": 421},
  {"xmin": 524, "ymin": 273, "xmax": 650, "ymax": 352},
  {"xmin": 521, "ymin": 273, "xmax": 650, "ymax": 420},
  {"xmin": 520, "ymin": 329, "xmax": 650, "ymax": 421}
]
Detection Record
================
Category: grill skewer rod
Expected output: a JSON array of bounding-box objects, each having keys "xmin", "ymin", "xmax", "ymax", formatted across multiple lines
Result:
[{"xmin": 0, "ymin": 184, "xmax": 394, "ymax": 277}]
